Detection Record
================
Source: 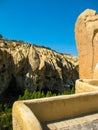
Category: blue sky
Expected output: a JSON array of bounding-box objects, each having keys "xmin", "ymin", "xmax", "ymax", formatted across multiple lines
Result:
[{"xmin": 0, "ymin": 0, "xmax": 98, "ymax": 56}]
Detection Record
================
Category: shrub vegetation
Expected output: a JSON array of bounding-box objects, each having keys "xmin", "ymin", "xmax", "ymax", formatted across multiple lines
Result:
[{"xmin": 0, "ymin": 88, "xmax": 75, "ymax": 129}]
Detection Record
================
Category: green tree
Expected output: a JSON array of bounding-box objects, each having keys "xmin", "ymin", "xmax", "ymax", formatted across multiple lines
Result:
[
  {"xmin": 46, "ymin": 91, "xmax": 52, "ymax": 97},
  {"xmin": 41, "ymin": 91, "xmax": 45, "ymax": 98},
  {"xmin": 0, "ymin": 34, "xmax": 3, "ymax": 39}
]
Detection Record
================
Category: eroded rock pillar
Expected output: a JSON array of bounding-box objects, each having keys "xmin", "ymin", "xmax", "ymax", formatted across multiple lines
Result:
[{"xmin": 75, "ymin": 9, "xmax": 98, "ymax": 79}]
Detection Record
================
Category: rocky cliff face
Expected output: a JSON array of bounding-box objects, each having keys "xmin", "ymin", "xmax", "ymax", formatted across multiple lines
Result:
[
  {"xmin": 75, "ymin": 9, "xmax": 98, "ymax": 79},
  {"xmin": 0, "ymin": 39, "xmax": 78, "ymax": 97}
]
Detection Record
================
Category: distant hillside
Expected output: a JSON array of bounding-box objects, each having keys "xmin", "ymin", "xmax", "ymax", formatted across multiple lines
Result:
[{"xmin": 0, "ymin": 39, "xmax": 78, "ymax": 103}]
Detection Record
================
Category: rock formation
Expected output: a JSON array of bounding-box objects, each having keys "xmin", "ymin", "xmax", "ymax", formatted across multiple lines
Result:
[
  {"xmin": 75, "ymin": 9, "xmax": 98, "ymax": 79},
  {"xmin": 0, "ymin": 39, "xmax": 78, "ymax": 98}
]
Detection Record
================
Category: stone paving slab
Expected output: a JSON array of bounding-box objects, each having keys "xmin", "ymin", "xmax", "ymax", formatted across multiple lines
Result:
[{"xmin": 42, "ymin": 112, "xmax": 98, "ymax": 130}]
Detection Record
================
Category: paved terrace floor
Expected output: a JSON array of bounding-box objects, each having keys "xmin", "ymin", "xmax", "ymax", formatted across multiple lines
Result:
[{"xmin": 42, "ymin": 112, "xmax": 98, "ymax": 130}]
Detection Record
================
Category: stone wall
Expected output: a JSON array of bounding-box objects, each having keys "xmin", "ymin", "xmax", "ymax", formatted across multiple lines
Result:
[{"xmin": 12, "ymin": 92, "xmax": 98, "ymax": 130}]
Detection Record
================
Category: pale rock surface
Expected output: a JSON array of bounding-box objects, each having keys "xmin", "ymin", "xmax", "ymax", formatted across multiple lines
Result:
[
  {"xmin": 93, "ymin": 63, "xmax": 98, "ymax": 78},
  {"xmin": 0, "ymin": 39, "xmax": 78, "ymax": 96},
  {"xmin": 75, "ymin": 9, "xmax": 98, "ymax": 79}
]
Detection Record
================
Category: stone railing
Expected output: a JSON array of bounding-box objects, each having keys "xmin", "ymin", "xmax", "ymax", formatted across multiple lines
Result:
[
  {"xmin": 12, "ymin": 91, "xmax": 98, "ymax": 130},
  {"xmin": 75, "ymin": 79, "xmax": 98, "ymax": 93}
]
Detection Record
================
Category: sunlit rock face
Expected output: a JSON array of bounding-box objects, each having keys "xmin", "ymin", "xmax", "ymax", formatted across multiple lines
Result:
[
  {"xmin": 0, "ymin": 39, "xmax": 78, "ymax": 96},
  {"xmin": 75, "ymin": 9, "xmax": 98, "ymax": 79}
]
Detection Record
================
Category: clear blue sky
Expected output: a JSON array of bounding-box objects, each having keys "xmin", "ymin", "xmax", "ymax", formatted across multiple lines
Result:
[{"xmin": 0, "ymin": 0, "xmax": 98, "ymax": 56}]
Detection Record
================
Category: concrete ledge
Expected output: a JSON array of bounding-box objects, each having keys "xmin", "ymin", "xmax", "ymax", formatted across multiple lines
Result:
[
  {"xmin": 12, "ymin": 101, "xmax": 42, "ymax": 130},
  {"xmin": 75, "ymin": 79, "xmax": 98, "ymax": 93},
  {"xmin": 12, "ymin": 92, "xmax": 98, "ymax": 130}
]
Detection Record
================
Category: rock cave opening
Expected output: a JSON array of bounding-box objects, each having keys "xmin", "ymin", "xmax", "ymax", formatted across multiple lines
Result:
[{"xmin": 0, "ymin": 75, "xmax": 23, "ymax": 106}]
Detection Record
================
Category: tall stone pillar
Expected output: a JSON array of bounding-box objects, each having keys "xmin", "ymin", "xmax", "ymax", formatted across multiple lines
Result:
[{"xmin": 75, "ymin": 9, "xmax": 98, "ymax": 79}]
